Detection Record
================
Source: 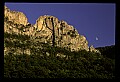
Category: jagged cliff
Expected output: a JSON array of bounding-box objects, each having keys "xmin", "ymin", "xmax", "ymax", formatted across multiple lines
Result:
[
  {"xmin": 4, "ymin": 5, "xmax": 100, "ymax": 55},
  {"xmin": 34, "ymin": 15, "xmax": 90, "ymax": 51},
  {"xmin": 4, "ymin": 6, "xmax": 28, "ymax": 25}
]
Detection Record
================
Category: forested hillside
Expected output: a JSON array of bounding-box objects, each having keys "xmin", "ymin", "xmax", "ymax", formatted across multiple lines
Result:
[
  {"xmin": 4, "ymin": 32, "xmax": 115, "ymax": 78},
  {"xmin": 96, "ymin": 45, "xmax": 115, "ymax": 59},
  {"xmin": 4, "ymin": 5, "xmax": 115, "ymax": 79}
]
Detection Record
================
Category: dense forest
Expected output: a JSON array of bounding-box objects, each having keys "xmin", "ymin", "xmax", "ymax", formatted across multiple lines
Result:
[
  {"xmin": 96, "ymin": 45, "xmax": 115, "ymax": 59},
  {"xmin": 4, "ymin": 32, "xmax": 115, "ymax": 79}
]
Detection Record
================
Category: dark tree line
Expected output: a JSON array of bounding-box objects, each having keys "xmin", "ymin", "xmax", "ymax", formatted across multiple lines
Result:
[
  {"xmin": 4, "ymin": 47, "xmax": 115, "ymax": 78},
  {"xmin": 96, "ymin": 45, "xmax": 115, "ymax": 59}
]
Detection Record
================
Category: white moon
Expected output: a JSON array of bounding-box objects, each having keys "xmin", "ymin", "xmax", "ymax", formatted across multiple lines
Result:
[{"xmin": 96, "ymin": 37, "xmax": 99, "ymax": 40}]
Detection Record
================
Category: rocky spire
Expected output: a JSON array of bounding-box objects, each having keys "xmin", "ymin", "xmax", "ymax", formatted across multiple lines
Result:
[{"xmin": 34, "ymin": 15, "xmax": 89, "ymax": 51}]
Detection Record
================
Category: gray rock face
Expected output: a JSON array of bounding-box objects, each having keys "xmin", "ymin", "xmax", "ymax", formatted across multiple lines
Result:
[{"xmin": 4, "ymin": 6, "xmax": 100, "ymax": 53}]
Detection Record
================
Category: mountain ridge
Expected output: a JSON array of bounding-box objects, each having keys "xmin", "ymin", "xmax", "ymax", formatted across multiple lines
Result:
[
  {"xmin": 4, "ymin": 5, "xmax": 100, "ymax": 55},
  {"xmin": 4, "ymin": 5, "xmax": 115, "ymax": 79}
]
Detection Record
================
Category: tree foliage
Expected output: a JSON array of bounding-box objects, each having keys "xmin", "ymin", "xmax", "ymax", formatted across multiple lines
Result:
[
  {"xmin": 4, "ymin": 32, "xmax": 115, "ymax": 79},
  {"xmin": 96, "ymin": 45, "xmax": 115, "ymax": 59}
]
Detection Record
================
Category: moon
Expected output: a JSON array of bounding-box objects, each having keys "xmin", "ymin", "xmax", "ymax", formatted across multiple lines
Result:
[{"xmin": 96, "ymin": 37, "xmax": 99, "ymax": 40}]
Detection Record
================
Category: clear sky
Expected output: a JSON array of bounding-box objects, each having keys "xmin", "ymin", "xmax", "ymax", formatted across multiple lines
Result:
[{"xmin": 5, "ymin": 3, "xmax": 115, "ymax": 48}]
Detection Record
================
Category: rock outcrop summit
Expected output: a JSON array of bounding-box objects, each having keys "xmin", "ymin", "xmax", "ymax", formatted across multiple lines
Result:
[{"xmin": 4, "ymin": 5, "xmax": 100, "ymax": 54}]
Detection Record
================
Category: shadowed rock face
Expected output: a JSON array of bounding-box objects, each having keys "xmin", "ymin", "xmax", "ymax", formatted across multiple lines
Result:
[{"xmin": 4, "ymin": 5, "xmax": 100, "ymax": 53}]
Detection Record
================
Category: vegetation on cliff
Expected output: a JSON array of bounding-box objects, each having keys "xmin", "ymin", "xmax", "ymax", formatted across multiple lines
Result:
[
  {"xmin": 4, "ymin": 32, "xmax": 115, "ymax": 79},
  {"xmin": 4, "ymin": 5, "xmax": 115, "ymax": 79}
]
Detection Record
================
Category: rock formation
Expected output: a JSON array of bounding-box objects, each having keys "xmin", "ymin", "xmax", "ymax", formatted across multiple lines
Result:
[
  {"xmin": 34, "ymin": 15, "xmax": 90, "ymax": 52},
  {"xmin": 4, "ymin": 6, "xmax": 28, "ymax": 26},
  {"xmin": 4, "ymin": 5, "xmax": 100, "ymax": 55}
]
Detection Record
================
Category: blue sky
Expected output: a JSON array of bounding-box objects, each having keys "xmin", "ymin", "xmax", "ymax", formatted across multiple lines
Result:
[{"xmin": 5, "ymin": 3, "xmax": 116, "ymax": 48}]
